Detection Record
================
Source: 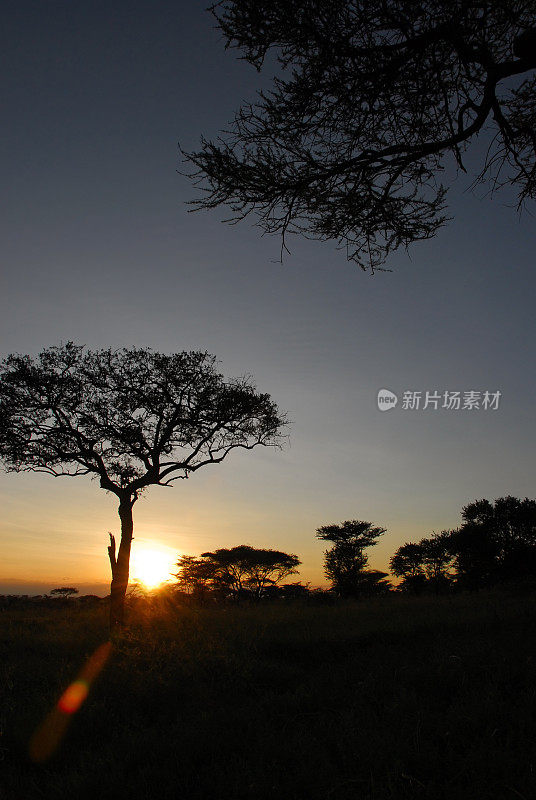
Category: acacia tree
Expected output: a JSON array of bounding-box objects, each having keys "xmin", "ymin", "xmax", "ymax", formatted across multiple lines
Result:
[
  {"xmin": 237, "ymin": 546, "xmax": 300, "ymax": 599},
  {"xmin": 184, "ymin": 1, "xmax": 536, "ymax": 271},
  {"xmin": 316, "ymin": 520, "xmax": 388, "ymax": 597},
  {"xmin": 174, "ymin": 545, "xmax": 301, "ymax": 601},
  {"xmin": 50, "ymin": 587, "xmax": 79, "ymax": 599},
  {"xmin": 0, "ymin": 343, "xmax": 285, "ymax": 628}
]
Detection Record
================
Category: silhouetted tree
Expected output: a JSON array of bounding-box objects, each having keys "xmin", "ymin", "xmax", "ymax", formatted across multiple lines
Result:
[
  {"xmin": 175, "ymin": 545, "xmax": 301, "ymax": 601},
  {"xmin": 449, "ymin": 523, "xmax": 497, "ymax": 589},
  {"xmin": 173, "ymin": 555, "xmax": 219, "ymax": 602},
  {"xmin": 391, "ymin": 532, "xmax": 456, "ymax": 592},
  {"xmin": 317, "ymin": 520, "xmax": 387, "ymax": 597},
  {"xmin": 452, "ymin": 496, "xmax": 536, "ymax": 587},
  {"xmin": 390, "ymin": 542, "xmax": 427, "ymax": 593},
  {"xmin": 278, "ymin": 581, "xmax": 311, "ymax": 601},
  {"xmin": 50, "ymin": 587, "xmax": 78, "ymax": 599},
  {"xmin": 0, "ymin": 343, "xmax": 285, "ymax": 628},
  {"xmin": 355, "ymin": 568, "xmax": 392, "ymax": 596},
  {"xmin": 420, "ymin": 531, "xmax": 456, "ymax": 591},
  {"xmin": 185, "ymin": 1, "xmax": 536, "ymax": 271},
  {"xmin": 234, "ymin": 546, "xmax": 301, "ymax": 599}
]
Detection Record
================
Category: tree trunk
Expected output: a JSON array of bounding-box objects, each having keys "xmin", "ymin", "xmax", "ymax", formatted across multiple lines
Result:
[{"xmin": 108, "ymin": 494, "xmax": 135, "ymax": 630}]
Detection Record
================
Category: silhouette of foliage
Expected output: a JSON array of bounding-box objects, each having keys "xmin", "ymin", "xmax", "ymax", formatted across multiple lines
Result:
[
  {"xmin": 390, "ymin": 542, "xmax": 425, "ymax": 577},
  {"xmin": 420, "ymin": 531, "xmax": 457, "ymax": 590},
  {"xmin": 452, "ymin": 495, "xmax": 536, "ymax": 587},
  {"xmin": 184, "ymin": 1, "xmax": 536, "ymax": 271},
  {"xmin": 390, "ymin": 542, "xmax": 428, "ymax": 593},
  {"xmin": 266, "ymin": 581, "xmax": 311, "ymax": 600},
  {"xmin": 390, "ymin": 497, "xmax": 536, "ymax": 590},
  {"xmin": 316, "ymin": 520, "xmax": 388, "ymax": 597},
  {"xmin": 50, "ymin": 587, "xmax": 79, "ymax": 598},
  {"xmin": 173, "ymin": 555, "xmax": 218, "ymax": 600},
  {"xmin": 174, "ymin": 545, "xmax": 301, "ymax": 601},
  {"xmin": 0, "ymin": 343, "xmax": 285, "ymax": 627}
]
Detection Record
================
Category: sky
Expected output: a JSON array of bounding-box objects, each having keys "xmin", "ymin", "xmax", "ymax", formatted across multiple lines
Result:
[{"xmin": 1, "ymin": 1, "xmax": 535, "ymax": 595}]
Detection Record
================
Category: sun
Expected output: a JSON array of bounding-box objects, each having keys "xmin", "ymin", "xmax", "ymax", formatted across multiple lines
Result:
[{"xmin": 130, "ymin": 544, "xmax": 177, "ymax": 590}]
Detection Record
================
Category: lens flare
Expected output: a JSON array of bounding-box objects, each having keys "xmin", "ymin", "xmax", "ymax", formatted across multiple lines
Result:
[
  {"xmin": 57, "ymin": 680, "xmax": 89, "ymax": 714},
  {"xmin": 29, "ymin": 641, "xmax": 112, "ymax": 763}
]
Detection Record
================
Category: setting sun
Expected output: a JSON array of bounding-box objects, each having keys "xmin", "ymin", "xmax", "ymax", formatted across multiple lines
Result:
[{"xmin": 130, "ymin": 544, "xmax": 177, "ymax": 590}]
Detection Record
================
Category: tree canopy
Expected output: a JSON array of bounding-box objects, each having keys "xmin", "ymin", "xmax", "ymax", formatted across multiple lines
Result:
[
  {"xmin": 0, "ymin": 343, "xmax": 284, "ymax": 493},
  {"xmin": 50, "ymin": 587, "xmax": 79, "ymax": 599},
  {"xmin": 185, "ymin": 0, "xmax": 536, "ymax": 271},
  {"xmin": 317, "ymin": 519, "xmax": 386, "ymax": 547},
  {"xmin": 316, "ymin": 519, "xmax": 389, "ymax": 597},
  {"xmin": 453, "ymin": 495, "xmax": 536, "ymax": 585},
  {"xmin": 174, "ymin": 545, "xmax": 301, "ymax": 600},
  {"xmin": 0, "ymin": 343, "xmax": 286, "ymax": 626},
  {"xmin": 390, "ymin": 496, "xmax": 536, "ymax": 591}
]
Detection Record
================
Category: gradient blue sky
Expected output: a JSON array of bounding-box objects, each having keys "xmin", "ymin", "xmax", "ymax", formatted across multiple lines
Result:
[{"xmin": 1, "ymin": 1, "xmax": 535, "ymax": 594}]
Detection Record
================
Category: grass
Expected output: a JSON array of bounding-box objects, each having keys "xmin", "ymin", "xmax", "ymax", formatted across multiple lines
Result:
[{"xmin": 1, "ymin": 590, "xmax": 536, "ymax": 799}]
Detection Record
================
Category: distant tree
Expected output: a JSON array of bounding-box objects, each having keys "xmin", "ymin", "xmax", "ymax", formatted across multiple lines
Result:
[
  {"xmin": 278, "ymin": 581, "xmax": 311, "ymax": 600},
  {"xmin": 77, "ymin": 595, "xmax": 102, "ymax": 604},
  {"xmin": 391, "ymin": 532, "xmax": 456, "ymax": 592},
  {"xmin": 172, "ymin": 555, "xmax": 223, "ymax": 602},
  {"xmin": 185, "ymin": 1, "xmax": 536, "ymax": 271},
  {"xmin": 236, "ymin": 546, "xmax": 301, "ymax": 599},
  {"xmin": 323, "ymin": 541, "xmax": 367, "ymax": 597},
  {"xmin": 420, "ymin": 531, "xmax": 456, "ymax": 591},
  {"xmin": 202, "ymin": 545, "xmax": 300, "ymax": 600},
  {"xmin": 258, "ymin": 581, "xmax": 311, "ymax": 601},
  {"xmin": 316, "ymin": 520, "xmax": 387, "ymax": 597},
  {"xmin": 174, "ymin": 546, "xmax": 301, "ymax": 601},
  {"xmin": 0, "ymin": 343, "xmax": 285, "ymax": 629},
  {"xmin": 452, "ymin": 496, "xmax": 536, "ymax": 586},
  {"xmin": 449, "ymin": 523, "xmax": 497, "ymax": 589},
  {"xmin": 390, "ymin": 542, "xmax": 425, "ymax": 578},
  {"xmin": 390, "ymin": 542, "xmax": 427, "ymax": 593},
  {"xmin": 173, "ymin": 555, "xmax": 216, "ymax": 595},
  {"xmin": 354, "ymin": 569, "xmax": 392, "ymax": 596},
  {"xmin": 50, "ymin": 587, "xmax": 78, "ymax": 599}
]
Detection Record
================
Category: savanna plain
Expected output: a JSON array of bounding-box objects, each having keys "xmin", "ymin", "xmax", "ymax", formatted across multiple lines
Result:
[{"xmin": 2, "ymin": 590, "xmax": 536, "ymax": 800}]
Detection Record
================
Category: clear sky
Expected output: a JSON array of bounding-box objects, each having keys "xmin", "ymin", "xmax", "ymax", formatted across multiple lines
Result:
[{"xmin": 1, "ymin": 1, "xmax": 535, "ymax": 595}]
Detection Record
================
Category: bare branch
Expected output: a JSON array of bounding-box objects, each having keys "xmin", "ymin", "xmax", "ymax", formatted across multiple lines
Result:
[{"xmin": 184, "ymin": 1, "xmax": 536, "ymax": 271}]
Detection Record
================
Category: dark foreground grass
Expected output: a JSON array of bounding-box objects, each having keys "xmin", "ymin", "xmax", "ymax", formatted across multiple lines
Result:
[{"xmin": 1, "ymin": 591, "xmax": 536, "ymax": 800}]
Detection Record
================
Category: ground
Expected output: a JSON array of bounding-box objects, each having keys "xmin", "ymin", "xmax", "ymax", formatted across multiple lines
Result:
[{"xmin": 1, "ymin": 590, "xmax": 535, "ymax": 799}]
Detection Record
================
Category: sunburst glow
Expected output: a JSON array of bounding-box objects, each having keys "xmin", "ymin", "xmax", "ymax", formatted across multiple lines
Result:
[{"xmin": 130, "ymin": 544, "xmax": 177, "ymax": 589}]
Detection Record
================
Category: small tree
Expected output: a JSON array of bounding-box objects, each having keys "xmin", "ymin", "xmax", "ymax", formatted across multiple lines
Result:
[
  {"xmin": 316, "ymin": 520, "xmax": 386, "ymax": 597},
  {"xmin": 0, "ymin": 343, "xmax": 285, "ymax": 628},
  {"xmin": 390, "ymin": 542, "xmax": 427, "ymax": 593},
  {"xmin": 50, "ymin": 587, "xmax": 79, "ymax": 599},
  {"xmin": 185, "ymin": 1, "xmax": 536, "ymax": 271}
]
